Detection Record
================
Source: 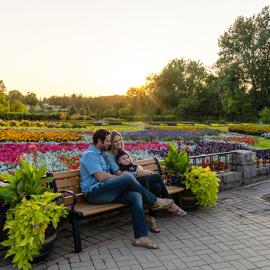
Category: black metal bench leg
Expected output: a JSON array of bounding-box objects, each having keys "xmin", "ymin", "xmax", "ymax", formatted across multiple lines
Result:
[
  {"xmin": 70, "ymin": 216, "xmax": 81, "ymax": 253},
  {"xmin": 176, "ymin": 193, "xmax": 182, "ymax": 207}
]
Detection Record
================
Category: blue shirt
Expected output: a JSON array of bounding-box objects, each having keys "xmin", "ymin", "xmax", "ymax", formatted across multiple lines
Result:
[{"xmin": 80, "ymin": 146, "xmax": 112, "ymax": 193}]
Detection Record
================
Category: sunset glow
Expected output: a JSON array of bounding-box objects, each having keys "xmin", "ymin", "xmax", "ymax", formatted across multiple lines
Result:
[{"xmin": 0, "ymin": 0, "xmax": 269, "ymax": 98}]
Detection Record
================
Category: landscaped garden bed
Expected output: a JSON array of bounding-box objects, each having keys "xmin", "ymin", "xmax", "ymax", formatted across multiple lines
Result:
[{"xmin": 0, "ymin": 124, "xmax": 263, "ymax": 174}]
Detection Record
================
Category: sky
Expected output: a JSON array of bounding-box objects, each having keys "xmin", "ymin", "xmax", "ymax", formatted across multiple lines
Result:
[{"xmin": 0, "ymin": 0, "xmax": 269, "ymax": 98}]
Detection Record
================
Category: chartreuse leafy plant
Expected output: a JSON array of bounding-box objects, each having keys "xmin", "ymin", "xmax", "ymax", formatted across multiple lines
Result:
[
  {"xmin": 163, "ymin": 142, "xmax": 191, "ymax": 175},
  {"xmin": 0, "ymin": 159, "xmax": 53, "ymax": 207},
  {"xmin": 183, "ymin": 166, "xmax": 220, "ymax": 207},
  {"xmin": 1, "ymin": 192, "xmax": 68, "ymax": 270}
]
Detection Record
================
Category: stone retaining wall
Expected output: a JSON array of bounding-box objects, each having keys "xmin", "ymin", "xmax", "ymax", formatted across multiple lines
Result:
[{"xmin": 218, "ymin": 150, "xmax": 270, "ymax": 191}]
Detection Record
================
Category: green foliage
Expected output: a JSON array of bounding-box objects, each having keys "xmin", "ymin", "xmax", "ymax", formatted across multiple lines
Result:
[
  {"xmin": 9, "ymin": 120, "xmax": 18, "ymax": 127},
  {"xmin": 20, "ymin": 120, "xmax": 31, "ymax": 127},
  {"xmin": 254, "ymin": 137, "xmax": 270, "ymax": 149},
  {"xmin": 34, "ymin": 121, "xmax": 47, "ymax": 128},
  {"xmin": 0, "ymin": 159, "xmax": 67, "ymax": 269},
  {"xmin": 9, "ymin": 100, "xmax": 28, "ymax": 113},
  {"xmin": 163, "ymin": 142, "xmax": 191, "ymax": 175},
  {"xmin": 2, "ymin": 192, "xmax": 68, "ymax": 270},
  {"xmin": 0, "ymin": 159, "xmax": 53, "ymax": 207},
  {"xmin": 0, "ymin": 119, "xmax": 7, "ymax": 126},
  {"xmin": 260, "ymin": 107, "xmax": 270, "ymax": 124},
  {"xmin": 183, "ymin": 166, "xmax": 220, "ymax": 207},
  {"xmin": 217, "ymin": 6, "xmax": 270, "ymax": 113}
]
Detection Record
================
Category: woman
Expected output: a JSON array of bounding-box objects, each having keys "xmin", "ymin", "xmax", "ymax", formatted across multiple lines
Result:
[{"xmin": 105, "ymin": 130, "xmax": 187, "ymax": 233}]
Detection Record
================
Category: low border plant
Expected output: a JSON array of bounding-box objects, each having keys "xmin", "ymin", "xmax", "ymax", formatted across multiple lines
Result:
[
  {"xmin": 0, "ymin": 155, "xmax": 68, "ymax": 270},
  {"xmin": 183, "ymin": 166, "xmax": 220, "ymax": 207},
  {"xmin": 2, "ymin": 192, "xmax": 68, "ymax": 270}
]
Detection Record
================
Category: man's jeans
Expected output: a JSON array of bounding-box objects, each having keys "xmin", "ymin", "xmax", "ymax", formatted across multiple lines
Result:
[{"xmin": 85, "ymin": 174, "xmax": 157, "ymax": 238}]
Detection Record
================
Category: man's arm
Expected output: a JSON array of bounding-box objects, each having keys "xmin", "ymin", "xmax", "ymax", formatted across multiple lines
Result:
[{"xmin": 93, "ymin": 171, "xmax": 118, "ymax": 181}]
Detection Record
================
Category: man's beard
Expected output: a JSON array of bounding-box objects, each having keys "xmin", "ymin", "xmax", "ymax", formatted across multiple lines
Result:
[{"xmin": 101, "ymin": 145, "xmax": 109, "ymax": 151}]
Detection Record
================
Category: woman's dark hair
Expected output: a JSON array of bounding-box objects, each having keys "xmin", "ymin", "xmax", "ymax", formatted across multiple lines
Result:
[{"xmin": 93, "ymin": 129, "xmax": 110, "ymax": 145}]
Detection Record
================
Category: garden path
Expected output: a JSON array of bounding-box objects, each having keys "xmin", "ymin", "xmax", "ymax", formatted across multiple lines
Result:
[{"xmin": 2, "ymin": 180, "xmax": 270, "ymax": 270}]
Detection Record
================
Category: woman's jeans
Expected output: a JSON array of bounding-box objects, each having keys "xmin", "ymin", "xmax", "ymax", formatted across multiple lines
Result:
[
  {"xmin": 137, "ymin": 173, "xmax": 170, "ymax": 217},
  {"xmin": 85, "ymin": 173, "xmax": 157, "ymax": 239}
]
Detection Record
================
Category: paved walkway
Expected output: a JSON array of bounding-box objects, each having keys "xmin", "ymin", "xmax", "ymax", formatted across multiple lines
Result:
[{"xmin": 2, "ymin": 180, "xmax": 270, "ymax": 270}]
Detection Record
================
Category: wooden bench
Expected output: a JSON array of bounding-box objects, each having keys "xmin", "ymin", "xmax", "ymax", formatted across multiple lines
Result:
[{"xmin": 51, "ymin": 157, "xmax": 183, "ymax": 253}]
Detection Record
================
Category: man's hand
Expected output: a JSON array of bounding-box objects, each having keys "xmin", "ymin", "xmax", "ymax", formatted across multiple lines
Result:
[
  {"xmin": 136, "ymin": 166, "xmax": 144, "ymax": 178},
  {"xmin": 142, "ymin": 170, "xmax": 153, "ymax": 176},
  {"xmin": 93, "ymin": 172, "xmax": 117, "ymax": 181}
]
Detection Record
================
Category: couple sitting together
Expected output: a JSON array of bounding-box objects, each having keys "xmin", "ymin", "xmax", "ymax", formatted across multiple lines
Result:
[{"xmin": 80, "ymin": 129, "xmax": 186, "ymax": 249}]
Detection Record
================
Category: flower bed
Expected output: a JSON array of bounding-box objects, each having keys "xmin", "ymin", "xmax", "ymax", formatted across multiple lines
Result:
[
  {"xmin": 0, "ymin": 129, "xmax": 82, "ymax": 142},
  {"xmin": 0, "ymin": 128, "xmax": 262, "ymax": 174},
  {"xmin": 228, "ymin": 124, "xmax": 270, "ymax": 136},
  {"xmin": 122, "ymin": 129, "xmax": 219, "ymax": 141},
  {"xmin": 207, "ymin": 135, "xmax": 256, "ymax": 145}
]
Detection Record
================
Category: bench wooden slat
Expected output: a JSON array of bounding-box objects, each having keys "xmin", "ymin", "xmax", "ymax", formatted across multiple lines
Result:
[
  {"xmin": 75, "ymin": 202, "xmax": 127, "ymax": 216},
  {"xmin": 52, "ymin": 170, "xmax": 81, "ymax": 179},
  {"xmin": 59, "ymin": 186, "xmax": 81, "ymax": 194},
  {"xmin": 140, "ymin": 165, "xmax": 160, "ymax": 172},
  {"xmin": 62, "ymin": 186, "xmax": 183, "ymax": 212},
  {"xmin": 167, "ymin": 185, "xmax": 184, "ymax": 195},
  {"xmin": 136, "ymin": 158, "xmax": 158, "ymax": 166},
  {"xmin": 63, "ymin": 193, "xmax": 84, "ymax": 205},
  {"xmin": 56, "ymin": 178, "xmax": 80, "ymax": 189}
]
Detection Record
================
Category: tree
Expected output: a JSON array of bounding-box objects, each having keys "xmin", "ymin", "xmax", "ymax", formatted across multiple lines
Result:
[
  {"xmin": 0, "ymin": 80, "xmax": 9, "ymax": 113},
  {"xmin": 217, "ymin": 6, "xmax": 270, "ymax": 112},
  {"xmin": 24, "ymin": 92, "xmax": 39, "ymax": 106},
  {"xmin": 146, "ymin": 58, "xmax": 209, "ymax": 110},
  {"xmin": 9, "ymin": 100, "xmax": 28, "ymax": 113},
  {"xmin": 0, "ymin": 80, "xmax": 7, "ymax": 95},
  {"xmin": 260, "ymin": 107, "xmax": 270, "ymax": 123},
  {"xmin": 8, "ymin": 90, "xmax": 24, "ymax": 102}
]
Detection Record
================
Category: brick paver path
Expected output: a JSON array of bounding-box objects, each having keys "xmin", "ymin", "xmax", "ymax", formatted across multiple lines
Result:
[{"xmin": 2, "ymin": 180, "xmax": 270, "ymax": 270}]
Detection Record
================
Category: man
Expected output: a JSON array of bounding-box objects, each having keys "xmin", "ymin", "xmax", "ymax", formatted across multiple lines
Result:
[{"xmin": 80, "ymin": 129, "xmax": 173, "ymax": 249}]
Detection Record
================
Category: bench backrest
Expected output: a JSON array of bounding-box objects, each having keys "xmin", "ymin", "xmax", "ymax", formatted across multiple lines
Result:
[{"xmin": 52, "ymin": 157, "xmax": 162, "ymax": 204}]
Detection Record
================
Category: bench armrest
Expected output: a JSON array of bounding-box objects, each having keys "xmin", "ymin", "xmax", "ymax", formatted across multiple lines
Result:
[
  {"xmin": 162, "ymin": 170, "xmax": 184, "ymax": 186},
  {"xmin": 59, "ymin": 189, "xmax": 78, "ymax": 211}
]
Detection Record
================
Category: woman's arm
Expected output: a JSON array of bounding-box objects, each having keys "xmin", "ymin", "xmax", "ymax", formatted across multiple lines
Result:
[{"xmin": 104, "ymin": 151, "xmax": 120, "ymax": 174}]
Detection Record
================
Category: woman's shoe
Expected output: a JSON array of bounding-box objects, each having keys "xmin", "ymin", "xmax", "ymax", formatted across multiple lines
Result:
[
  {"xmin": 145, "ymin": 216, "xmax": 160, "ymax": 233},
  {"xmin": 169, "ymin": 206, "xmax": 187, "ymax": 216},
  {"xmin": 132, "ymin": 237, "xmax": 159, "ymax": 249},
  {"xmin": 151, "ymin": 198, "xmax": 173, "ymax": 211},
  {"xmin": 148, "ymin": 221, "xmax": 161, "ymax": 233}
]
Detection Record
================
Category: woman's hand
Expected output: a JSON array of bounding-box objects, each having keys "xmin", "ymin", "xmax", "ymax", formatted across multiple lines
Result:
[{"xmin": 136, "ymin": 166, "xmax": 144, "ymax": 177}]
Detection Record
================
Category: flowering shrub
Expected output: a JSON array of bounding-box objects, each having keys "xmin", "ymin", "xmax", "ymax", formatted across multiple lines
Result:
[
  {"xmin": 122, "ymin": 129, "xmax": 219, "ymax": 141},
  {"xmin": 0, "ymin": 129, "xmax": 82, "ymax": 142},
  {"xmin": 209, "ymin": 136, "xmax": 256, "ymax": 145},
  {"xmin": 189, "ymin": 140, "xmax": 252, "ymax": 156},
  {"xmin": 201, "ymin": 160, "xmax": 227, "ymax": 172},
  {"xmin": 228, "ymin": 124, "xmax": 270, "ymax": 136},
  {"xmin": 59, "ymin": 155, "xmax": 80, "ymax": 170},
  {"xmin": 0, "ymin": 142, "xmax": 89, "ymax": 163}
]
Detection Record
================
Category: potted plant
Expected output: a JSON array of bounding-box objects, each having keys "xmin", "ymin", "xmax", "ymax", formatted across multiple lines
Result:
[
  {"xmin": 0, "ymin": 159, "xmax": 68, "ymax": 270},
  {"xmin": 163, "ymin": 142, "xmax": 220, "ymax": 210},
  {"xmin": 183, "ymin": 166, "xmax": 220, "ymax": 208},
  {"xmin": 163, "ymin": 141, "xmax": 191, "ymax": 186}
]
